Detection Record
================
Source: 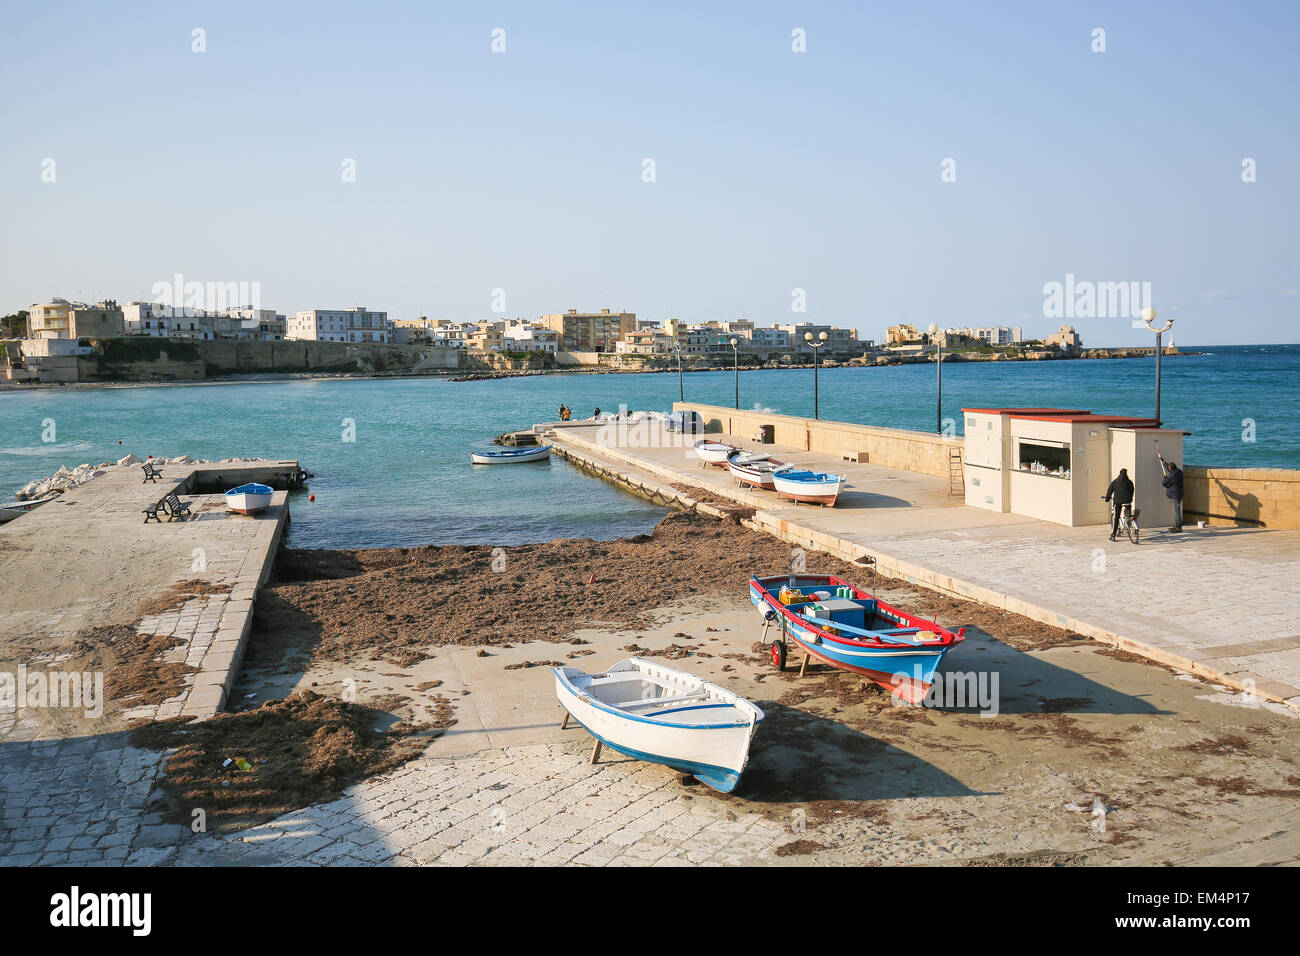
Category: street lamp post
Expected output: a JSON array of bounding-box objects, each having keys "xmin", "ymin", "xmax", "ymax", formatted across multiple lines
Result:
[
  {"xmin": 927, "ymin": 323, "xmax": 943, "ymax": 434},
  {"xmin": 1141, "ymin": 307, "xmax": 1173, "ymax": 424},
  {"xmin": 804, "ymin": 331, "xmax": 827, "ymax": 419},
  {"xmin": 673, "ymin": 347, "xmax": 684, "ymax": 403},
  {"xmin": 730, "ymin": 338, "xmax": 739, "ymax": 409}
]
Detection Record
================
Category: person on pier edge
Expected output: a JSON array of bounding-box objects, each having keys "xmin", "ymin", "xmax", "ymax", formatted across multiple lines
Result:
[
  {"xmin": 592, "ymin": 406, "xmax": 601, "ymax": 419},
  {"xmin": 1103, "ymin": 468, "xmax": 1135, "ymax": 541},
  {"xmin": 1162, "ymin": 461, "xmax": 1185, "ymax": 533}
]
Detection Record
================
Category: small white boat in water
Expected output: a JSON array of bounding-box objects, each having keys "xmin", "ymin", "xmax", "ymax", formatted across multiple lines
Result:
[
  {"xmin": 693, "ymin": 439, "xmax": 740, "ymax": 468},
  {"xmin": 225, "ymin": 483, "xmax": 274, "ymax": 515},
  {"xmin": 470, "ymin": 444, "xmax": 552, "ymax": 465},
  {"xmin": 554, "ymin": 658, "xmax": 764, "ymax": 793},
  {"xmin": 771, "ymin": 466, "xmax": 847, "ymax": 506}
]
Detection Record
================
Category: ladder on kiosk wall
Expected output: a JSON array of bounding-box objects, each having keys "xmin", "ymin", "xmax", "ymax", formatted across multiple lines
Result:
[{"xmin": 947, "ymin": 447, "xmax": 964, "ymax": 497}]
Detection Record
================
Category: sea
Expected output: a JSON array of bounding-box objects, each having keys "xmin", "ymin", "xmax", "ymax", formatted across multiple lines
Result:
[{"xmin": 2, "ymin": 344, "xmax": 1296, "ymax": 550}]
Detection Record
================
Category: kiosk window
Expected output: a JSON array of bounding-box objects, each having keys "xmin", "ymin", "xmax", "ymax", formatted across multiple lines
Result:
[{"xmin": 1018, "ymin": 441, "xmax": 1071, "ymax": 475}]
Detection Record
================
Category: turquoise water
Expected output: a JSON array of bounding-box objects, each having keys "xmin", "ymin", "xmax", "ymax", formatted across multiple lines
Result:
[{"xmin": 2, "ymin": 344, "xmax": 1295, "ymax": 549}]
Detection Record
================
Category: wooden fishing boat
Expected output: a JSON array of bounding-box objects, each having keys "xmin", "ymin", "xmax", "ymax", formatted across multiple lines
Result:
[
  {"xmin": 750, "ymin": 573, "xmax": 965, "ymax": 705},
  {"xmin": 554, "ymin": 658, "xmax": 764, "ymax": 793},
  {"xmin": 0, "ymin": 494, "xmax": 58, "ymax": 525},
  {"xmin": 771, "ymin": 466, "xmax": 846, "ymax": 506},
  {"xmin": 224, "ymin": 483, "xmax": 274, "ymax": 515},
  {"xmin": 693, "ymin": 439, "xmax": 740, "ymax": 468},
  {"xmin": 469, "ymin": 444, "xmax": 552, "ymax": 464},
  {"xmin": 726, "ymin": 453, "xmax": 786, "ymax": 490}
]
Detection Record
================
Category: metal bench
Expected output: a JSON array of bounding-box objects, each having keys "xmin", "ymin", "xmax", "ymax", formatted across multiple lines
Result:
[
  {"xmin": 141, "ymin": 462, "xmax": 164, "ymax": 483},
  {"xmin": 161, "ymin": 491, "xmax": 192, "ymax": 522},
  {"xmin": 142, "ymin": 499, "xmax": 165, "ymax": 523}
]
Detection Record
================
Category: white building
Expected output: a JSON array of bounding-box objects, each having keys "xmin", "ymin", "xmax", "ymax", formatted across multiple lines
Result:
[
  {"xmin": 948, "ymin": 325, "xmax": 1023, "ymax": 346},
  {"xmin": 287, "ymin": 307, "xmax": 390, "ymax": 343},
  {"xmin": 505, "ymin": 325, "xmax": 559, "ymax": 352}
]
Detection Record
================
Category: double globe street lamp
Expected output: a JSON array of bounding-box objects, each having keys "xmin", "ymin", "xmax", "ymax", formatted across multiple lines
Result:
[{"xmin": 805, "ymin": 330, "xmax": 828, "ymax": 419}]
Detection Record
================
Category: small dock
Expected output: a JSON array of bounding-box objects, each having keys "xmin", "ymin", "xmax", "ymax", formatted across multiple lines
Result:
[{"xmin": 0, "ymin": 458, "xmax": 300, "ymax": 733}]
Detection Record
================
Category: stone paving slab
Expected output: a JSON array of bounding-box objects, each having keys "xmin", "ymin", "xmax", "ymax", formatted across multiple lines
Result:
[{"xmin": 549, "ymin": 423, "xmax": 1300, "ymax": 709}]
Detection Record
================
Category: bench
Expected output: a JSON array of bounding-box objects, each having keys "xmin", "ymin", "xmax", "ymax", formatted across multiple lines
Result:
[
  {"xmin": 142, "ymin": 499, "xmax": 165, "ymax": 523},
  {"xmin": 161, "ymin": 491, "xmax": 193, "ymax": 521},
  {"xmin": 141, "ymin": 462, "xmax": 164, "ymax": 483}
]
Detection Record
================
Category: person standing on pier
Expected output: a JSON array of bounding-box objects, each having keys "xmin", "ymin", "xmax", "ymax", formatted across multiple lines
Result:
[
  {"xmin": 1103, "ymin": 468, "xmax": 1134, "ymax": 541},
  {"xmin": 1162, "ymin": 460, "xmax": 1185, "ymax": 533}
]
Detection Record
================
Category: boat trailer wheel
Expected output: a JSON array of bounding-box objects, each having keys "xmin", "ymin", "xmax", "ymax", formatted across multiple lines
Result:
[{"xmin": 770, "ymin": 639, "xmax": 787, "ymax": 671}]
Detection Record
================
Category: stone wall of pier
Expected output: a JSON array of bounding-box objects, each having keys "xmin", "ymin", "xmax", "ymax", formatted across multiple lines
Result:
[{"xmin": 676, "ymin": 402, "xmax": 961, "ymax": 478}]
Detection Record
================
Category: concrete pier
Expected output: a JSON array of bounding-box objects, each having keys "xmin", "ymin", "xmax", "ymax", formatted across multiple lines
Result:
[
  {"xmin": 0, "ymin": 458, "xmax": 296, "ymax": 729},
  {"xmin": 544, "ymin": 420, "xmax": 1300, "ymax": 710}
]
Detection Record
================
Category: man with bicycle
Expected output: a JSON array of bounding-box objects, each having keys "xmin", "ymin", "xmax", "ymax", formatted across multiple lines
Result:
[{"xmin": 1103, "ymin": 467, "xmax": 1135, "ymax": 542}]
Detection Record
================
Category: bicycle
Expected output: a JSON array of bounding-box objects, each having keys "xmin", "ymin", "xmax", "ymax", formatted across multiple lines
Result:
[{"xmin": 1104, "ymin": 499, "xmax": 1140, "ymax": 544}]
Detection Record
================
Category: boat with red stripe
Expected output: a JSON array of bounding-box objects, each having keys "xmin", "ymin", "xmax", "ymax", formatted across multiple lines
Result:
[{"xmin": 750, "ymin": 573, "xmax": 965, "ymax": 704}]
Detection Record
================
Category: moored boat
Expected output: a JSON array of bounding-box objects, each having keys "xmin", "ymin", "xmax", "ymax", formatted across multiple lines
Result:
[
  {"xmin": 554, "ymin": 658, "xmax": 764, "ymax": 793},
  {"xmin": 726, "ymin": 453, "xmax": 786, "ymax": 490},
  {"xmin": 470, "ymin": 444, "xmax": 552, "ymax": 464},
  {"xmin": 750, "ymin": 573, "xmax": 965, "ymax": 704},
  {"xmin": 771, "ymin": 466, "xmax": 846, "ymax": 506},
  {"xmin": 693, "ymin": 439, "xmax": 740, "ymax": 467},
  {"xmin": 224, "ymin": 483, "xmax": 274, "ymax": 515}
]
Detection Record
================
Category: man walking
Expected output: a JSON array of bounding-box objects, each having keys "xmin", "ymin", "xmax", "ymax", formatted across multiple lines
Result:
[
  {"xmin": 1103, "ymin": 467, "xmax": 1134, "ymax": 541},
  {"xmin": 1162, "ymin": 460, "xmax": 1185, "ymax": 532}
]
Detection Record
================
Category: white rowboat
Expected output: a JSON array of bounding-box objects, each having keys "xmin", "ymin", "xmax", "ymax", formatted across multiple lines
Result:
[
  {"xmin": 470, "ymin": 445, "xmax": 552, "ymax": 464},
  {"xmin": 554, "ymin": 658, "xmax": 764, "ymax": 793},
  {"xmin": 694, "ymin": 439, "xmax": 740, "ymax": 467},
  {"xmin": 225, "ymin": 483, "xmax": 274, "ymax": 515},
  {"xmin": 771, "ymin": 467, "xmax": 847, "ymax": 506},
  {"xmin": 726, "ymin": 453, "xmax": 786, "ymax": 490}
]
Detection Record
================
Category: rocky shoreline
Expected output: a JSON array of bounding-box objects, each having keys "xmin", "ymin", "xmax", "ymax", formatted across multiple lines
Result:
[{"xmin": 13, "ymin": 453, "xmax": 269, "ymax": 501}]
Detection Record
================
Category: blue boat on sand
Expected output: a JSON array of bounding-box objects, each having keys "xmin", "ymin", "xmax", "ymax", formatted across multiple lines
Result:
[{"xmin": 750, "ymin": 573, "xmax": 965, "ymax": 704}]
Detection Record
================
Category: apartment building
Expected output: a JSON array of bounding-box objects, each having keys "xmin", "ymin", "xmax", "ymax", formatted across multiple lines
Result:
[
  {"xmin": 28, "ymin": 299, "xmax": 125, "ymax": 340},
  {"xmin": 287, "ymin": 307, "xmax": 390, "ymax": 343},
  {"xmin": 538, "ymin": 309, "xmax": 636, "ymax": 352}
]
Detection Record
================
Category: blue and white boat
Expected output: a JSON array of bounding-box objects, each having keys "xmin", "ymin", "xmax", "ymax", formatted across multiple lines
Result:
[
  {"xmin": 470, "ymin": 444, "xmax": 552, "ymax": 464},
  {"xmin": 224, "ymin": 483, "xmax": 274, "ymax": 515},
  {"xmin": 554, "ymin": 658, "xmax": 764, "ymax": 793},
  {"xmin": 750, "ymin": 573, "xmax": 966, "ymax": 704},
  {"xmin": 770, "ymin": 466, "xmax": 847, "ymax": 506}
]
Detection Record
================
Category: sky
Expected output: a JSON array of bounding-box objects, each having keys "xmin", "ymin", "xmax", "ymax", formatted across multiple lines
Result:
[{"xmin": 1, "ymin": 0, "xmax": 1296, "ymax": 345}]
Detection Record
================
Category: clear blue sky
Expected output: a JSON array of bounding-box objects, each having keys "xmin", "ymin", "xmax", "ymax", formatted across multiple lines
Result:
[{"xmin": 1, "ymin": 1, "xmax": 1296, "ymax": 345}]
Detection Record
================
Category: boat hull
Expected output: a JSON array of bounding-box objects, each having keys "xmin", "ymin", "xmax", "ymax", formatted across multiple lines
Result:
[
  {"xmin": 770, "ymin": 472, "xmax": 845, "ymax": 506},
  {"xmin": 750, "ymin": 575, "xmax": 964, "ymax": 704},
  {"xmin": 554, "ymin": 661, "xmax": 762, "ymax": 793},
  {"xmin": 225, "ymin": 484, "xmax": 273, "ymax": 515},
  {"xmin": 694, "ymin": 441, "xmax": 739, "ymax": 467},
  {"xmin": 726, "ymin": 456, "xmax": 784, "ymax": 490},
  {"xmin": 470, "ymin": 445, "xmax": 552, "ymax": 464}
]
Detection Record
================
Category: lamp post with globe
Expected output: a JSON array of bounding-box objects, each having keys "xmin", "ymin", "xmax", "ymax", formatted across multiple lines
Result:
[
  {"xmin": 804, "ymin": 331, "xmax": 828, "ymax": 418},
  {"xmin": 927, "ymin": 323, "xmax": 943, "ymax": 434},
  {"xmin": 730, "ymin": 338, "xmax": 740, "ymax": 409},
  {"xmin": 1141, "ymin": 307, "xmax": 1173, "ymax": 424}
]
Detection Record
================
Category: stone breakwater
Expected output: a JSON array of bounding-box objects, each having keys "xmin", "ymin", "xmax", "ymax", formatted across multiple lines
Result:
[{"xmin": 13, "ymin": 454, "xmax": 267, "ymax": 501}]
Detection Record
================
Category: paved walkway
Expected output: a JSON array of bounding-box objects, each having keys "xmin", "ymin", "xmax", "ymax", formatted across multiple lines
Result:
[
  {"xmin": 549, "ymin": 421, "xmax": 1300, "ymax": 709},
  {"xmin": 0, "ymin": 459, "xmax": 292, "ymax": 727}
]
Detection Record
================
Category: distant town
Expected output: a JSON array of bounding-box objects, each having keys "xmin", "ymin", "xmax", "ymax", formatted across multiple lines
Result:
[{"xmin": 1, "ymin": 297, "xmax": 1108, "ymax": 385}]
